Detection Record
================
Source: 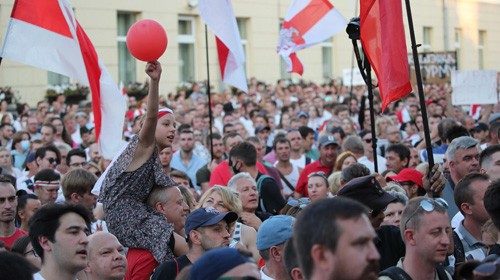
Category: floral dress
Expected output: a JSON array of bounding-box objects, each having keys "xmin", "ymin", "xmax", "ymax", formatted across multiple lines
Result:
[{"xmin": 99, "ymin": 136, "xmax": 177, "ymax": 262}]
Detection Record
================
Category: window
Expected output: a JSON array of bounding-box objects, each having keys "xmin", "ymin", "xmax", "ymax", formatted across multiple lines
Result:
[
  {"xmin": 237, "ymin": 18, "xmax": 248, "ymax": 74},
  {"xmin": 47, "ymin": 72, "xmax": 69, "ymax": 86},
  {"xmin": 423, "ymin": 27, "xmax": 432, "ymax": 52},
  {"xmin": 278, "ymin": 20, "xmax": 291, "ymax": 79},
  {"xmin": 478, "ymin": 30, "xmax": 486, "ymax": 70},
  {"xmin": 454, "ymin": 28, "xmax": 461, "ymax": 68},
  {"xmin": 321, "ymin": 40, "xmax": 333, "ymax": 80},
  {"xmin": 178, "ymin": 16, "xmax": 196, "ymax": 82},
  {"xmin": 117, "ymin": 12, "xmax": 136, "ymax": 85}
]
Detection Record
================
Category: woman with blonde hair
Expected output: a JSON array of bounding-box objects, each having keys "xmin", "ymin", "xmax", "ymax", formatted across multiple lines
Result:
[
  {"xmin": 197, "ymin": 186, "xmax": 259, "ymax": 261},
  {"xmin": 334, "ymin": 151, "xmax": 357, "ymax": 172}
]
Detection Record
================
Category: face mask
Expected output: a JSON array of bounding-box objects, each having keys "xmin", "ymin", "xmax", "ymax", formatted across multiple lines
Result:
[
  {"xmin": 231, "ymin": 160, "xmax": 240, "ymax": 175},
  {"xmin": 20, "ymin": 140, "xmax": 30, "ymax": 151}
]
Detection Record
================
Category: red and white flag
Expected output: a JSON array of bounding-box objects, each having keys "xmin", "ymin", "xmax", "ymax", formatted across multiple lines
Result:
[
  {"xmin": 1, "ymin": 0, "xmax": 126, "ymax": 159},
  {"xmin": 199, "ymin": 0, "xmax": 248, "ymax": 93},
  {"xmin": 360, "ymin": 0, "xmax": 412, "ymax": 111},
  {"xmin": 278, "ymin": 0, "xmax": 347, "ymax": 75}
]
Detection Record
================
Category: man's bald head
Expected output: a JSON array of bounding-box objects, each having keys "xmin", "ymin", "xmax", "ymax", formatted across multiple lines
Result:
[{"xmin": 85, "ymin": 232, "xmax": 126, "ymax": 280}]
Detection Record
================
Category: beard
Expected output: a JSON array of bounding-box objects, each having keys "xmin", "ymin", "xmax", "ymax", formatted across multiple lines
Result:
[{"xmin": 329, "ymin": 260, "xmax": 379, "ymax": 280}]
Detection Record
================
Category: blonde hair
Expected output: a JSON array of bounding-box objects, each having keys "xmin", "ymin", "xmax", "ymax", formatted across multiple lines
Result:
[
  {"xmin": 328, "ymin": 171, "xmax": 343, "ymax": 195},
  {"xmin": 334, "ymin": 151, "xmax": 357, "ymax": 171},
  {"xmin": 197, "ymin": 186, "xmax": 243, "ymax": 214}
]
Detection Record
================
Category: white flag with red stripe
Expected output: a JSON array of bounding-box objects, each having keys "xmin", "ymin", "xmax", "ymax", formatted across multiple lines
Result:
[
  {"xmin": 199, "ymin": 0, "xmax": 248, "ymax": 93},
  {"xmin": 1, "ymin": 0, "xmax": 126, "ymax": 159},
  {"xmin": 278, "ymin": 0, "xmax": 347, "ymax": 75}
]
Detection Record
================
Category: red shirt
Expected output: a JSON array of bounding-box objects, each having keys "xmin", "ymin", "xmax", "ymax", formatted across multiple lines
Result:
[
  {"xmin": 125, "ymin": 248, "xmax": 158, "ymax": 280},
  {"xmin": 0, "ymin": 228, "xmax": 26, "ymax": 251},
  {"xmin": 209, "ymin": 160, "xmax": 269, "ymax": 187},
  {"xmin": 295, "ymin": 160, "xmax": 333, "ymax": 197}
]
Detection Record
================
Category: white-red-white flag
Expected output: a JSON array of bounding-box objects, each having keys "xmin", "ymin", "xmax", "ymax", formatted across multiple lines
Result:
[
  {"xmin": 0, "ymin": 0, "xmax": 126, "ymax": 159},
  {"xmin": 278, "ymin": 0, "xmax": 347, "ymax": 75},
  {"xmin": 199, "ymin": 0, "xmax": 248, "ymax": 93}
]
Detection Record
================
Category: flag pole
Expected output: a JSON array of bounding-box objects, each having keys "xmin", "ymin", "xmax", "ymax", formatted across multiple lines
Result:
[
  {"xmin": 365, "ymin": 60, "xmax": 378, "ymax": 173},
  {"xmin": 404, "ymin": 0, "xmax": 435, "ymax": 183},
  {"xmin": 204, "ymin": 25, "xmax": 214, "ymax": 161},
  {"xmin": 346, "ymin": 18, "xmax": 378, "ymax": 173}
]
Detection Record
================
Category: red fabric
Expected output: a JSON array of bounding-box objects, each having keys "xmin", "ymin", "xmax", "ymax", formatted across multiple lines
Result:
[
  {"xmin": 216, "ymin": 36, "xmax": 230, "ymax": 79},
  {"xmin": 75, "ymin": 22, "xmax": 103, "ymax": 142},
  {"xmin": 11, "ymin": 0, "xmax": 72, "ymax": 38},
  {"xmin": 125, "ymin": 248, "xmax": 158, "ymax": 280},
  {"xmin": 289, "ymin": 53, "xmax": 304, "ymax": 76},
  {"xmin": 0, "ymin": 228, "xmax": 27, "ymax": 251},
  {"xmin": 360, "ymin": 0, "xmax": 412, "ymax": 111},
  {"xmin": 209, "ymin": 160, "xmax": 269, "ymax": 187},
  {"xmin": 282, "ymin": 0, "xmax": 333, "ymax": 45},
  {"xmin": 295, "ymin": 160, "xmax": 333, "ymax": 197}
]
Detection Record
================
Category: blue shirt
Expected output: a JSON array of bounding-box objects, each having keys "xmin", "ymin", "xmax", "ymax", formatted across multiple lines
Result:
[{"xmin": 170, "ymin": 151, "xmax": 207, "ymax": 188}]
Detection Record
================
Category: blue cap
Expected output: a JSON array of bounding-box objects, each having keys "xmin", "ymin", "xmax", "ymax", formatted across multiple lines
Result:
[
  {"xmin": 256, "ymin": 215, "xmax": 295, "ymax": 250},
  {"xmin": 190, "ymin": 248, "xmax": 254, "ymax": 280},
  {"xmin": 185, "ymin": 207, "xmax": 238, "ymax": 236}
]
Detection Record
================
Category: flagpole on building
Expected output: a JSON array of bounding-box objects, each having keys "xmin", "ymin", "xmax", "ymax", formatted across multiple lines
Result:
[
  {"xmin": 346, "ymin": 18, "xmax": 378, "ymax": 173},
  {"xmin": 204, "ymin": 24, "xmax": 214, "ymax": 161},
  {"xmin": 404, "ymin": 0, "xmax": 435, "ymax": 180}
]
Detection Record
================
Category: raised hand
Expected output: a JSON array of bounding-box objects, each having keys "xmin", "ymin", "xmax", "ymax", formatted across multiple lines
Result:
[{"xmin": 145, "ymin": 61, "xmax": 162, "ymax": 82}]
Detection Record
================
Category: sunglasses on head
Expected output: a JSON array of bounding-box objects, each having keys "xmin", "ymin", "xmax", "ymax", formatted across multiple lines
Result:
[
  {"xmin": 404, "ymin": 198, "xmax": 448, "ymax": 230},
  {"xmin": 308, "ymin": 171, "xmax": 327, "ymax": 179}
]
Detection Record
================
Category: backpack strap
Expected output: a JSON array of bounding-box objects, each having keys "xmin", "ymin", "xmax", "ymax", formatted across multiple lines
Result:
[
  {"xmin": 277, "ymin": 170, "xmax": 295, "ymax": 192},
  {"xmin": 379, "ymin": 266, "xmax": 413, "ymax": 280},
  {"xmin": 436, "ymin": 265, "xmax": 450, "ymax": 280},
  {"xmin": 305, "ymin": 156, "xmax": 311, "ymax": 165},
  {"xmin": 256, "ymin": 174, "xmax": 271, "ymax": 213},
  {"xmin": 453, "ymin": 230, "xmax": 465, "ymax": 267}
]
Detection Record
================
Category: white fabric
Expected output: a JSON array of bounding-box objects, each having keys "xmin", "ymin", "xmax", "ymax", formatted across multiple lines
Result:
[
  {"xmin": 199, "ymin": 0, "xmax": 248, "ymax": 93},
  {"xmin": 290, "ymin": 154, "xmax": 307, "ymax": 170},
  {"xmin": 274, "ymin": 163, "xmax": 300, "ymax": 196},
  {"xmin": 358, "ymin": 155, "xmax": 387, "ymax": 174},
  {"xmin": 32, "ymin": 272, "xmax": 46, "ymax": 280},
  {"xmin": 260, "ymin": 267, "xmax": 275, "ymax": 280},
  {"xmin": 451, "ymin": 212, "xmax": 464, "ymax": 229},
  {"xmin": 278, "ymin": 0, "xmax": 347, "ymax": 72},
  {"xmin": 0, "ymin": 0, "xmax": 126, "ymax": 160}
]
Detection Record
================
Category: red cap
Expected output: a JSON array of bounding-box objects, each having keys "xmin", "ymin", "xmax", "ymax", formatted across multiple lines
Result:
[{"xmin": 387, "ymin": 168, "xmax": 423, "ymax": 188}]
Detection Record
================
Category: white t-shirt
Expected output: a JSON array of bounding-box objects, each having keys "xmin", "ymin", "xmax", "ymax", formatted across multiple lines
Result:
[
  {"xmin": 290, "ymin": 154, "xmax": 307, "ymax": 170},
  {"xmin": 32, "ymin": 272, "xmax": 46, "ymax": 280},
  {"xmin": 358, "ymin": 155, "xmax": 387, "ymax": 174}
]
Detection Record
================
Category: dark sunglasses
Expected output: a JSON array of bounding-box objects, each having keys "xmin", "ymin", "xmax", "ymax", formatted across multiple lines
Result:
[{"xmin": 404, "ymin": 198, "xmax": 448, "ymax": 230}]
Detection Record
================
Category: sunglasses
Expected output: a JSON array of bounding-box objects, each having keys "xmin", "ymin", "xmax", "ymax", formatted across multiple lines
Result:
[
  {"xmin": 46, "ymin": 157, "xmax": 58, "ymax": 165},
  {"xmin": 308, "ymin": 171, "xmax": 327, "ymax": 179},
  {"xmin": 404, "ymin": 198, "xmax": 448, "ymax": 230},
  {"xmin": 286, "ymin": 197, "xmax": 310, "ymax": 209},
  {"xmin": 363, "ymin": 138, "xmax": 372, "ymax": 144}
]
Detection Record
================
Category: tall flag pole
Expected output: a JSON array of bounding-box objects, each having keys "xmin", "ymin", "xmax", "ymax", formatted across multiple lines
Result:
[
  {"xmin": 204, "ymin": 24, "xmax": 214, "ymax": 160},
  {"xmin": 278, "ymin": 0, "xmax": 347, "ymax": 76},
  {"xmin": 404, "ymin": 0, "xmax": 436, "ymax": 182},
  {"xmin": 0, "ymin": 0, "xmax": 126, "ymax": 160},
  {"xmin": 346, "ymin": 18, "xmax": 378, "ymax": 172},
  {"xmin": 199, "ymin": 0, "xmax": 248, "ymax": 93}
]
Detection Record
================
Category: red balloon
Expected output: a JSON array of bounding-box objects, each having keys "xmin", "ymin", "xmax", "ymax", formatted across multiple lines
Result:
[{"xmin": 126, "ymin": 19, "xmax": 168, "ymax": 62}]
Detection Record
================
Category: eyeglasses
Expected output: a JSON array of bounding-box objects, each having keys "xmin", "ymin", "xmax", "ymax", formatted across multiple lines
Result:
[
  {"xmin": 69, "ymin": 162, "xmax": 88, "ymax": 168},
  {"xmin": 403, "ymin": 198, "xmax": 448, "ymax": 230},
  {"xmin": 307, "ymin": 171, "xmax": 327, "ymax": 179},
  {"xmin": 24, "ymin": 249, "xmax": 39, "ymax": 258}
]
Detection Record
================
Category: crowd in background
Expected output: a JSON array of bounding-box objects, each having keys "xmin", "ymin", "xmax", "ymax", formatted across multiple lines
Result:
[{"xmin": 0, "ymin": 62, "xmax": 499, "ymax": 280}]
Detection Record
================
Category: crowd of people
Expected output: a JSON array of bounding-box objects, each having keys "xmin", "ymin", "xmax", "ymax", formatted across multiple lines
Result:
[{"xmin": 0, "ymin": 61, "xmax": 499, "ymax": 280}]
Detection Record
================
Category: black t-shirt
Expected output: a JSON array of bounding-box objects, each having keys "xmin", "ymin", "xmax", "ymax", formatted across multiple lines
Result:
[
  {"xmin": 376, "ymin": 225, "xmax": 405, "ymax": 270},
  {"xmin": 151, "ymin": 255, "xmax": 191, "ymax": 280}
]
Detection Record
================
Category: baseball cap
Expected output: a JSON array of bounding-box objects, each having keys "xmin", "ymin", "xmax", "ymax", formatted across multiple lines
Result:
[
  {"xmin": 337, "ymin": 175, "xmax": 396, "ymax": 211},
  {"xmin": 318, "ymin": 134, "xmax": 339, "ymax": 148},
  {"xmin": 297, "ymin": 111, "xmax": 309, "ymax": 118},
  {"xmin": 471, "ymin": 122, "xmax": 489, "ymax": 133},
  {"xmin": 254, "ymin": 125, "xmax": 271, "ymax": 135},
  {"xmin": 80, "ymin": 123, "xmax": 95, "ymax": 135},
  {"xmin": 185, "ymin": 207, "xmax": 238, "ymax": 236},
  {"xmin": 256, "ymin": 215, "xmax": 295, "ymax": 250},
  {"xmin": 190, "ymin": 247, "xmax": 255, "ymax": 280},
  {"xmin": 387, "ymin": 168, "xmax": 424, "ymax": 188}
]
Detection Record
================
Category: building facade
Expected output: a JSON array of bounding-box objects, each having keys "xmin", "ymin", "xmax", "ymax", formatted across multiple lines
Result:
[{"xmin": 0, "ymin": 0, "xmax": 498, "ymax": 105}]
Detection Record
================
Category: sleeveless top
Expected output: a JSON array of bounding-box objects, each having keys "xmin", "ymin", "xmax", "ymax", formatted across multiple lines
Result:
[
  {"xmin": 229, "ymin": 222, "xmax": 243, "ymax": 248},
  {"xmin": 99, "ymin": 136, "xmax": 177, "ymax": 263}
]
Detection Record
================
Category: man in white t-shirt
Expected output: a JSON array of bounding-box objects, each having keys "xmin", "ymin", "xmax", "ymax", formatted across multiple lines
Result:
[
  {"xmin": 30, "ymin": 203, "xmax": 91, "ymax": 280},
  {"xmin": 286, "ymin": 129, "xmax": 310, "ymax": 170},
  {"xmin": 273, "ymin": 137, "xmax": 302, "ymax": 197}
]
